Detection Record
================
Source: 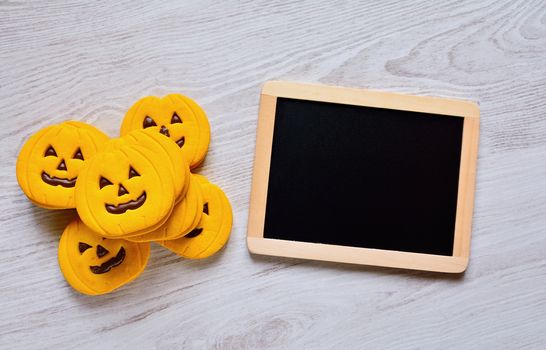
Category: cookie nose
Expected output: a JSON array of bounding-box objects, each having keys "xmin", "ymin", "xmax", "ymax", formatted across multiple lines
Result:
[
  {"xmin": 57, "ymin": 159, "xmax": 67, "ymax": 171},
  {"xmin": 118, "ymin": 184, "xmax": 129, "ymax": 196},
  {"xmin": 159, "ymin": 125, "xmax": 170, "ymax": 137},
  {"xmin": 96, "ymin": 244, "xmax": 109, "ymax": 258}
]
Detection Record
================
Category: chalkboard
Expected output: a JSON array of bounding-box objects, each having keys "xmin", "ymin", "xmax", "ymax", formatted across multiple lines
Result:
[
  {"xmin": 264, "ymin": 97, "xmax": 463, "ymax": 256},
  {"xmin": 247, "ymin": 81, "xmax": 479, "ymax": 273}
]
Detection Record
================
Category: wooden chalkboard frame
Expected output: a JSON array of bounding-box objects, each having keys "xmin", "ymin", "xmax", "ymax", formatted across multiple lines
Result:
[{"xmin": 247, "ymin": 81, "xmax": 480, "ymax": 273}]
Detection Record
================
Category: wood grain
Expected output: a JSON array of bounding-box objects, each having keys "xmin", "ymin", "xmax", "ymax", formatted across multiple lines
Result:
[{"xmin": 1, "ymin": 0, "xmax": 545, "ymax": 349}]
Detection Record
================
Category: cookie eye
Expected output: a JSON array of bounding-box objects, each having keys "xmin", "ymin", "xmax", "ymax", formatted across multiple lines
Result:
[
  {"xmin": 44, "ymin": 146, "xmax": 57, "ymax": 157},
  {"xmin": 99, "ymin": 176, "xmax": 113, "ymax": 189},
  {"xmin": 129, "ymin": 166, "xmax": 140, "ymax": 178},
  {"xmin": 143, "ymin": 116, "xmax": 157, "ymax": 128},
  {"xmin": 78, "ymin": 242, "xmax": 92, "ymax": 254},
  {"xmin": 176, "ymin": 136, "xmax": 185, "ymax": 148},
  {"xmin": 73, "ymin": 148, "xmax": 84, "ymax": 160},
  {"xmin": 171, "ymin": 112, "xmax": 182, "ymax": 124},
  {"xmin": 203, "ymin": 202, "xmax": 209, "ymax": 215}
]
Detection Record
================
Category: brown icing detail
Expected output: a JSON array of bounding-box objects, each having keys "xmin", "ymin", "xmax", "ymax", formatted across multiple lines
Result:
[
  {"xmin": 176, "ymin": 136, "xmax": 185, "ymax": 148},
  {"xmin": 118, "ymin": 184, "xmax": 129, "ymax": 197},
  {"xmin": 129, "ymin": 166, "xmax": 140, "ymax": 178},
  {"xmin": 78, "ymin": 242, "xmax": 92, "ymax": 254},
  {"xmin": 143, "ymin": 116, "xmax": 157, "ymax": 128},
  {"xmin": 171, "ymin": 112, "xmax": 182, "ymax": 124},
  {"xmin": 89, "ymin": 247, "xmax": 125, "ymax": 274},
  {"xmin": 57, "ymin": 160, "xmax": 67, "ymax": 171},
  {"xmin": 99, "ymin": 176, "xmax": 113, "ymax": 189},
  {"xmin": 203, "ymin": 202, "xmax": 209, "ymax": 215},
  {"xmin": 105, "ymin": 192, "xmax": 146, "ymax": 214},
  {"xmin": 73, "ymin": 148, "xmax": 84, "ymax": 160},
  {"xmin": 41, "ymin": 171, "xmax": 76, "ymax": 188},
  {"xmin": 185, "ymin": 227, "xmax": 203, "ymax": 238},
  {"xmin": 44, "ymin": 146, "xmax": 57, "ymax": 157},
  {"xmin": 159, "ymin": 125, "xmax": 170, "ymax": 137},
  {"xmin": 96, "ymin": 244, "xmax": 109, "ymax": 258}
]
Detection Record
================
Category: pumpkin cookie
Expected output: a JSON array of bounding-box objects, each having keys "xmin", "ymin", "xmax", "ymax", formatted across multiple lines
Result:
[
  {"xmin": 127, "ymin": 174, "xmax": 204, "ymax": 242},
  {"xmin": 75, "ymin": 143, "xmax": 176, "ymax": 238},
  {"xmin": 16, "ymin": 121, "xmax": 109, "ymax": 209},
  {"xmin": 159, "ymin": 175, "xmax": 232, "ymax": 259},
  {"xmin": 59, "ymin": 218, "xmax": 150, "ymax": 295},
  {"xmin": 120, "ymin": 94, "xmax": 210, "ymax": 169}
]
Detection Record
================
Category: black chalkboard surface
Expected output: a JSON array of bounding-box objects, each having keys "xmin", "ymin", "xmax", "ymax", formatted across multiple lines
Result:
[
  {"xmin": 248, "ymin": 81, "xmax": 479, "ymax": 272},
  {"xmin": 263, "ymin": 97, "xmax": 464, "ymax": 256}
]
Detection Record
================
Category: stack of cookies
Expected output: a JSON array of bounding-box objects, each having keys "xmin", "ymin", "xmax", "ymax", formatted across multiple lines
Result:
[{"xmin": 16, "ymin": 94, "xmax": 232, "ymax": 295}]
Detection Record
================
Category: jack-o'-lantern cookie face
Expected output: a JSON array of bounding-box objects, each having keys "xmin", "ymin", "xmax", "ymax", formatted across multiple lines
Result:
[
  {"xmin": 159, "ymin": 175, "xmax": 232, "ymax": 259},
  {"xmin": 127, "ymin": 174, "xmax": 204, "ymax": 242},
  {"xmin": 16, "ymin": 121, "xmax": 109, "ymax": 209},
  {"xmin": 59, "ymin": 218, "xmax": 150, "ymax": 295},
  {"xmin": 75, "ymin": 144, "xmax": 175, "ymax": 237},
  {"xmin": 120, "ymin": 94, "xmax": 210, "ymax": 169}
]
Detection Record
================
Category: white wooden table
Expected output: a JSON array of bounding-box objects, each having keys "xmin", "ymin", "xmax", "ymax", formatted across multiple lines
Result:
[{"xmin": 1, "ymin": 1, "xmax": 545, "ymax": 349}]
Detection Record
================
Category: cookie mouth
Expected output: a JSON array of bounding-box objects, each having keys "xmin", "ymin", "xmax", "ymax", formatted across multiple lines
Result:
[
  {"xmin": 185, "ymin": 227, "xmax": 203, "ymax": 238},
  {"xmin": 89, "ymin": 247, "xmax": 126, "ymax": 274},
  {"xmin": 105, "ymin": 192, "xmax": 146, "ymax": 214},
  {"xmin": 41, "ymin": 171, "xmax": 77, "ymax": 188}
]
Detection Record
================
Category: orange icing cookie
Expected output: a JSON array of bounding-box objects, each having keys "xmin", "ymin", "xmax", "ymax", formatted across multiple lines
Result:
[
  {"xmin": 59, "ymin": 218, "xmax": 150, "ymax": 295},
  {"xmin": 120, "ymin": 94, "xmax": 210, "ymax": 169},
  {"xmin": 16, "ymin": 121, "xmax": 109, "ymax": 209},
  {"xmin": 75, "ymin": 143, "xmax": 175, "ymax": 238}
]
